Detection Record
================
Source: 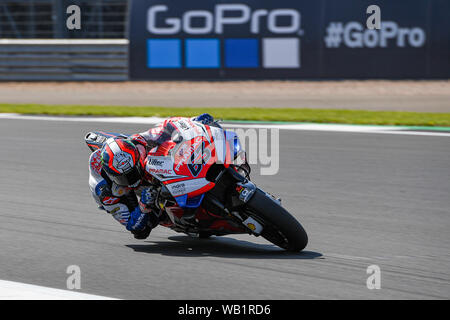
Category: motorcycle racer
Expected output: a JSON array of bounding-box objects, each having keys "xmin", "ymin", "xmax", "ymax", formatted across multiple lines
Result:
[{"xmin": 88, "ymin": 113, "xmax": 216, "ymax": 239}]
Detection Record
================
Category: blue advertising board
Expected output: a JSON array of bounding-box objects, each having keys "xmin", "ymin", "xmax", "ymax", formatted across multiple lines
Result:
[{"xmin": 129, "ymin": 0, "xmax": 450, "ymax": 79}]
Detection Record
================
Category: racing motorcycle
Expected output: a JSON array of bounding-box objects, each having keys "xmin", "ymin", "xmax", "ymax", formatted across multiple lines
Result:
[{"xmin": 85, "ymin": 119, "xmax": 308, "ymax": 252}]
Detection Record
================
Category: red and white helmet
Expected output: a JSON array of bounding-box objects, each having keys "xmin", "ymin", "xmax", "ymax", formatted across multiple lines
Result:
[{"xmin": 100, "ymin": 137, "xmax": 144, "ymax": 188}]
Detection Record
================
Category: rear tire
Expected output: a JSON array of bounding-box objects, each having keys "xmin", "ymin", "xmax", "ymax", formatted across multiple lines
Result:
[{"xmin": 245, "ymin": 189, "xmax": 308, "ymax": 252}]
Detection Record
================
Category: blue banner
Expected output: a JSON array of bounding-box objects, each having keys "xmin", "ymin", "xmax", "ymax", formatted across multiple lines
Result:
[{"xmin": 129, "ymin": 0, "xmax": 450, "ymax": 79}]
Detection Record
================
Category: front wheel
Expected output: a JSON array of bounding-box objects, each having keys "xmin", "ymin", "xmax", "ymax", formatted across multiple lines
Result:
[{"xmin": 244, "ymin": 189, "xmax": 308, "ymax": 252}]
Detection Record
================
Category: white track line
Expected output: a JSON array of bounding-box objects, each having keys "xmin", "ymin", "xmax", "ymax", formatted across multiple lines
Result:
[
  {"xmin": 0, "ymin": 280, "xmax": 117, "ymax": 300},
  {"xmin": 0, "ymin": 113, "xmax": 448, "ymax": 137}
]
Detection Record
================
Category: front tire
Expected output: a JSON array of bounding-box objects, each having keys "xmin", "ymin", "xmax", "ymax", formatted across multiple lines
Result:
[{"xmin": 245, "ymin": 189, "xmax": 308, "ymax": 252}]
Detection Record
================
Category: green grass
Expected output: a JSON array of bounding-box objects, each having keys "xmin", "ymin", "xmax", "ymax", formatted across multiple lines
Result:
[{"xmin": 1, "ymin": 103, "xmax": 450, "ymax": 127}]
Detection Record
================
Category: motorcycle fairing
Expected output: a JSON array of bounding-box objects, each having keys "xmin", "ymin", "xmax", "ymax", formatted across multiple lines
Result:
[
  {"xmin": 174, "ymin": 194, "xmax": 205, "ymax": 208},
  {"xmin": 145, "ymin": 121, "xmax": 232, "ymax": 208}
]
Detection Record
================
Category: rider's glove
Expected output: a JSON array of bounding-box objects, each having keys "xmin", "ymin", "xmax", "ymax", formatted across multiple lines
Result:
[
  {"xmin": 192, "ymin": 113, "xmax": 214, "ymax": 125},
  {"xmin": 126, "ymin": 206, "xmax": 159, "ymax": 240},
  {"xmin": 132, "ymin": 225, "xmax": 152, "ymax": 240},
  {"xmin": 139, "ymin": 187, "xmax": 156, "ymax": 214},
  {"xmin": 140, "ymin": 187, "xmax": 160, "ymax": 227},
  {"xmin": 126, "ymin": 207, "xmax": 149, "ymax": 232}
]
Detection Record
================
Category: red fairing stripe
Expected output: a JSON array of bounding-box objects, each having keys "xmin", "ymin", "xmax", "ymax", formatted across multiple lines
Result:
[
  {"xmin": 106, "ymin": 145, "xmax": 120, "ymax": 174},
  {"xmin": 88, "ymin": 143, "xmax": 100, "ymax": 150},
  {"xmin": 98, "ymin": 131, "xmax": 116, "ymax": 137},
  {"xmin": 224, "ymin": 140, "xmax": 231, "ymax": 168},
  {"xmin": 162, "ymin": 177, "xmax": 189, "ymax": 185},
  {"xmin": 205, "ymin": 125, "xmax": 214, "ymax": 143}
]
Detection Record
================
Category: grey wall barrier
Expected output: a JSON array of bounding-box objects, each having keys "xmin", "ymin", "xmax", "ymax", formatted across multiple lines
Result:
[
  {"xmin": 129, "ymin": 0, "xmax": 450, "ymax": 80},
  {"xmin": 0, "ymin": 39, "xmax": 128, "ymax": 81}
]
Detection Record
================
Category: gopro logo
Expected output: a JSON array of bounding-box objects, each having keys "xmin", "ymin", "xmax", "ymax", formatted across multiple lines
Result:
[
  {"xmin": 145, "ymin": 4, "xmax": 302, "ymax": 70},
  {"xmin": 147, "ymin": 4, "xmax": 302, "ymax": 35},
  {"xmin": 325, "ymin": 21, "xmax": 426, "ymax": 48}
]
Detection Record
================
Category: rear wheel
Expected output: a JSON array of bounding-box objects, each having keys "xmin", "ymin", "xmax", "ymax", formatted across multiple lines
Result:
[{"xmin": 245, "ymin": 189, "xmax": 308, "ymax": 252}]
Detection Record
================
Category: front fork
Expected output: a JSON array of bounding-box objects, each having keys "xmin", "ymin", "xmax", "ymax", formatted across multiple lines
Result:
[{"xmin": 226, "ymin": 168, "xmax": 264, "ymax": 236}]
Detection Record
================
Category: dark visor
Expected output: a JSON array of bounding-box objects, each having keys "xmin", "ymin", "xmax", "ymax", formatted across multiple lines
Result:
[{"xmin": 109, "ymin": 166, "xmax": 142, "ymax": 187}]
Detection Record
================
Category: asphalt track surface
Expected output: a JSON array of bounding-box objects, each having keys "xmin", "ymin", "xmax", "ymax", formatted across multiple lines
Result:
[{"xmin": 0, "ymin": 118, "xmax": 449, "ymax": 299}]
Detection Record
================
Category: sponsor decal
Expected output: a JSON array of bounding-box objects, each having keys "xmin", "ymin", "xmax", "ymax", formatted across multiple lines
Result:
[
  {"xmin": 110, "ymin": 207, "xmax": 120, "ymax": 214},
  {"xmin": 149, "ymin": 158, "xmax": 164, "ymax": 166},
  {"xmin": 175, "ymin": 137, "xmax": 213, "ymax": 177},
  {"xmin": 175, "ymin": 136, "xmax": 203, "ymax": 171},
  {"xmin": 168, "ymin": 182, "xmax": 186, "ymax": 196},
  {"xmin": 167, "ymin": 178, "xmax": 210, "ymax": 197},
  {"xmin": 146, "ymin": 156, "xmax": 175, "ymax": 178},
  {"xmin": 236, "ymin": 181, "xmax": 256, "ymax": 202},
  {"xmin": 132, "ymin": 213, "xmax": 146, "ymax": 230},
  {"xmin": 147, "ymin": 4, "xmax": 302, "ymax": 35},
  {"xmin": 145, "ymin": 4, "xmax": 302, "ymax": 69},
  {"xmin": 171, "ymin": 183, "xmax": 186, "ymax": 190},
  {"xmin": 242, "ymin": 217, "xmax": 263, "ymax": 235},
  {"xmin": 325, "ymin": 21, "xmax": 426, "ymax": 48},
  {"xmin": 177, "ymin": 120, "xmax": 190, "ymax": 131},
  {"xmin": 149, "ymin": 168, "xmax": 174, "ymax": 175}
]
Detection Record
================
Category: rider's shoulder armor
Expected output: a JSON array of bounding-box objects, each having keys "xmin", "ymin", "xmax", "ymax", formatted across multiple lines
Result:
[{"xmin": 89, "ymin": 149, "xmax": 102, "ymax": 175}]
